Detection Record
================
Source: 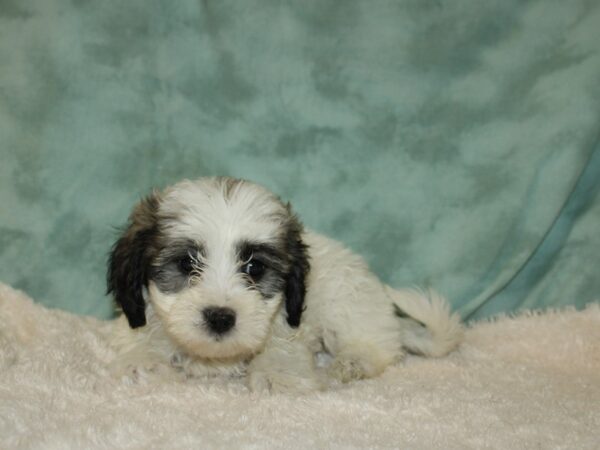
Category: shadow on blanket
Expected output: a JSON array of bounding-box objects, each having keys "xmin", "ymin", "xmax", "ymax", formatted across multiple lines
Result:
[{"xmin": 0, "ymin": 282, "xmax": 598, "ymax": 449}]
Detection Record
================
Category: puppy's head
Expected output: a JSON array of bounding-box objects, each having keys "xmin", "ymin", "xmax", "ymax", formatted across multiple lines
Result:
[{"xmin": 107, "ymin": 177, "xmax": 309, "ymax": 359}]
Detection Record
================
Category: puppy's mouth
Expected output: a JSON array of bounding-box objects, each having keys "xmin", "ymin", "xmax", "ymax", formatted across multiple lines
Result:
[
  {"xmin": 168, "ymin": 323, "xmax": 259, "ymax": 361},
  {"xmin": 182, "ymin": 336, "xmax": 258, "ymax": 361}
]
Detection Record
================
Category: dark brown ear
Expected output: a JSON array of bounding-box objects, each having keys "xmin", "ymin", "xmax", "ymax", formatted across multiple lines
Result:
[
  {"xmin": 283, "ymin": 210, "xmax": 310, "ymax": 328},
  {"xmin": 107, "ymin": 193, "xmax": 160, "ymax": 328}
]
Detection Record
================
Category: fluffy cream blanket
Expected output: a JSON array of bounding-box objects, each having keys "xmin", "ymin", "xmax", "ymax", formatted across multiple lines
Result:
[{"xmin": 0, "ymin": 283, "xmax": 598, "ymax": 449}]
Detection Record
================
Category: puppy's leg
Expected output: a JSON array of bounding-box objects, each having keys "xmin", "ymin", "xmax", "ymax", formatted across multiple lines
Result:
[
  {"xmin": 108, "ymin": 315, "xmax": 184, "ymax": 384},
  {"xmin": 247, "ymin": 318, "xmax": 322, "ymax": 393},
  {"xmin": 316, "ymin": 288, "xmax": 405, "ymax": 383},
  {"xmin": 325, "ymin": 289, "xmax": 462, "ymax": 383}
]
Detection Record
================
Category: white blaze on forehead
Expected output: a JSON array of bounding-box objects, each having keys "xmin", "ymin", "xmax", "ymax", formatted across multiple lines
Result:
[
  {"xmin": 158, "ymin": 178, "xmax": 288, "ymax": 292},
  {"xmin": 160, "ymin": 178, "xmax": 287, "ymax": 242}
]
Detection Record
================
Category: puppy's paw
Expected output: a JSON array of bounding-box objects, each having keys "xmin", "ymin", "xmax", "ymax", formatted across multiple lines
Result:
[
  {"xmin": 327, "ymin": 356, "xmax": 370, "ymax": 383},
  {"xmin": 327, "ymin": 354, "xmax": 390, "ymax": 383},
  {"xmin": 109, "ymin": 358, "xmax": 181, "ymax": 385},
  {"xmin": 248, "ymin": 369, "xmax": 323, "ymax": 394},
  {"xmin": 327, "ymin": 344, "xmax": 397, "ymax": 384}
]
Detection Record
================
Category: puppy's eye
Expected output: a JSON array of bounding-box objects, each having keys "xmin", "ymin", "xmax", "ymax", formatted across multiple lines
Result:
[
  {"xmin": 177, "ymin": 254, "xmax": 196, "ymax": 274},
  {"xmin": 241, "ymin": 259, "xmax": 266, "ymax": 281}
]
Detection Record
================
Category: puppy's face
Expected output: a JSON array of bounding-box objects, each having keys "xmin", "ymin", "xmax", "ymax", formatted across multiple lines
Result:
[{"xmin": 108, "ymin": 177, "xmax": 308, "ymax": 360}]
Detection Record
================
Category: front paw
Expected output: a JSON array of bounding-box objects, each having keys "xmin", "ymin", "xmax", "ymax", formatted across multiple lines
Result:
[
  {"xmin": 248, "ymin": 369, "xmax": 323, "ymax": 394},
  {"xmin": 109, "ymin": 359, "xmax": 180, "ymax": 384}
]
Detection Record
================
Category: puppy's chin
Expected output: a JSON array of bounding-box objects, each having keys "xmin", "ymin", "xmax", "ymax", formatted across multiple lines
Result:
[
  {"xmin": 166, "ymin": 330, "xmax": 267, "ymax": 361},
  {"xmin": 148, "ymin": 283, "xmax": 282, "ymax": 361}
]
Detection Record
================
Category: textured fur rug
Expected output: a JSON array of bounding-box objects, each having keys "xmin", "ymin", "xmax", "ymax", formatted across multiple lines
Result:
[{"xmin": 0, "ymin": 283, "xmax": 598, "ymax": 449}]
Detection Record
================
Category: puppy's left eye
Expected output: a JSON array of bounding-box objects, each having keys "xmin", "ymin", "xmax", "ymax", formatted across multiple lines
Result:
[{"xmin": 241, "ymin": 259, "xmax": 266, "ymax": 281}]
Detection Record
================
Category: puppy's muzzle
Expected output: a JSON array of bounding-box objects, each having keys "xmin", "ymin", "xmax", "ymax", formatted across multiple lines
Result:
[{"xmin": 202, "ymin": 307, "xmax": 236, "ymax": 335}]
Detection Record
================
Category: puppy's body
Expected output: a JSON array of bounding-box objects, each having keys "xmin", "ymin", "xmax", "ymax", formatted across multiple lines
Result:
[{"xmin": 108, "ymin": 177, "xmax": 462, "ymax": 391}]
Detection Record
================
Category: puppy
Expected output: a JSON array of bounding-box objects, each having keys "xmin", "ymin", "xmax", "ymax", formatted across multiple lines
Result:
[{"xmin": 107, "ymin": 177, "xmax": 462, "ymax": 391}]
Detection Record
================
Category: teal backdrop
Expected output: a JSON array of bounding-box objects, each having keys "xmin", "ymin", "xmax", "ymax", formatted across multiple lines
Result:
[{"xmin": 1, "ymin": 0, "xmax": 599, "ymax": 322}]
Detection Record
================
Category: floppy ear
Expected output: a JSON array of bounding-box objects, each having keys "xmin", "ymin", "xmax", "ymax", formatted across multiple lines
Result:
[
  {"xmin": 283, "ymin": 213, "xmax": 310, "ymax": 328},
  {"xmin": 107, "ymin": 194, "xmax": 160, "ymax": 329}
]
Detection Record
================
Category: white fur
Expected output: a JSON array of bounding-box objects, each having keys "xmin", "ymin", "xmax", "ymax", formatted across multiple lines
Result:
[{"xmin": 110, "ymin": 177, "xmax": 463, "ymax": 391}]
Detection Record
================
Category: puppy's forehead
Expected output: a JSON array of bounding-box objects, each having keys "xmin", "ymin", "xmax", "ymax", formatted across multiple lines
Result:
[{"xmin": 159, "ymin": 178, "xmax": 288, "ymax": 244}]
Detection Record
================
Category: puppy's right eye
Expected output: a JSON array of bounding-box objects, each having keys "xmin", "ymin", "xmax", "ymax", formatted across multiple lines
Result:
[{"xmin": 177, "ymin": 254, "xmax": 195, "ymax": 274}]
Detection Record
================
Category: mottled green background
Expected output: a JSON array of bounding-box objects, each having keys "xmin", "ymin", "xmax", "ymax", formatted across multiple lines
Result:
[{"xmin": 1, "ymin": 0, "xmax": 599, "ymax": 321}]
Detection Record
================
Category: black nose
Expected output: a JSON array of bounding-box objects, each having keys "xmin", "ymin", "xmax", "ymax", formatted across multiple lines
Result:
[{"xmin": 202, "ymin": 307, "xmax": 236, "ymax": 335}]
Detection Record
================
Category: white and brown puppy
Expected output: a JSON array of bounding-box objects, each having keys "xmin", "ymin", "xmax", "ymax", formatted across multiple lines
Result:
[{"xmin": 108, "ymin": 177, "xmax": 462, "ymax": 392}]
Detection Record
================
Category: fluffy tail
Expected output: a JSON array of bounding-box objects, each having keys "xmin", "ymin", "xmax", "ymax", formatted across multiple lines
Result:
[{"xmin": 386, "ymin": 287, "xmax": 463, "ymax": 357}]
